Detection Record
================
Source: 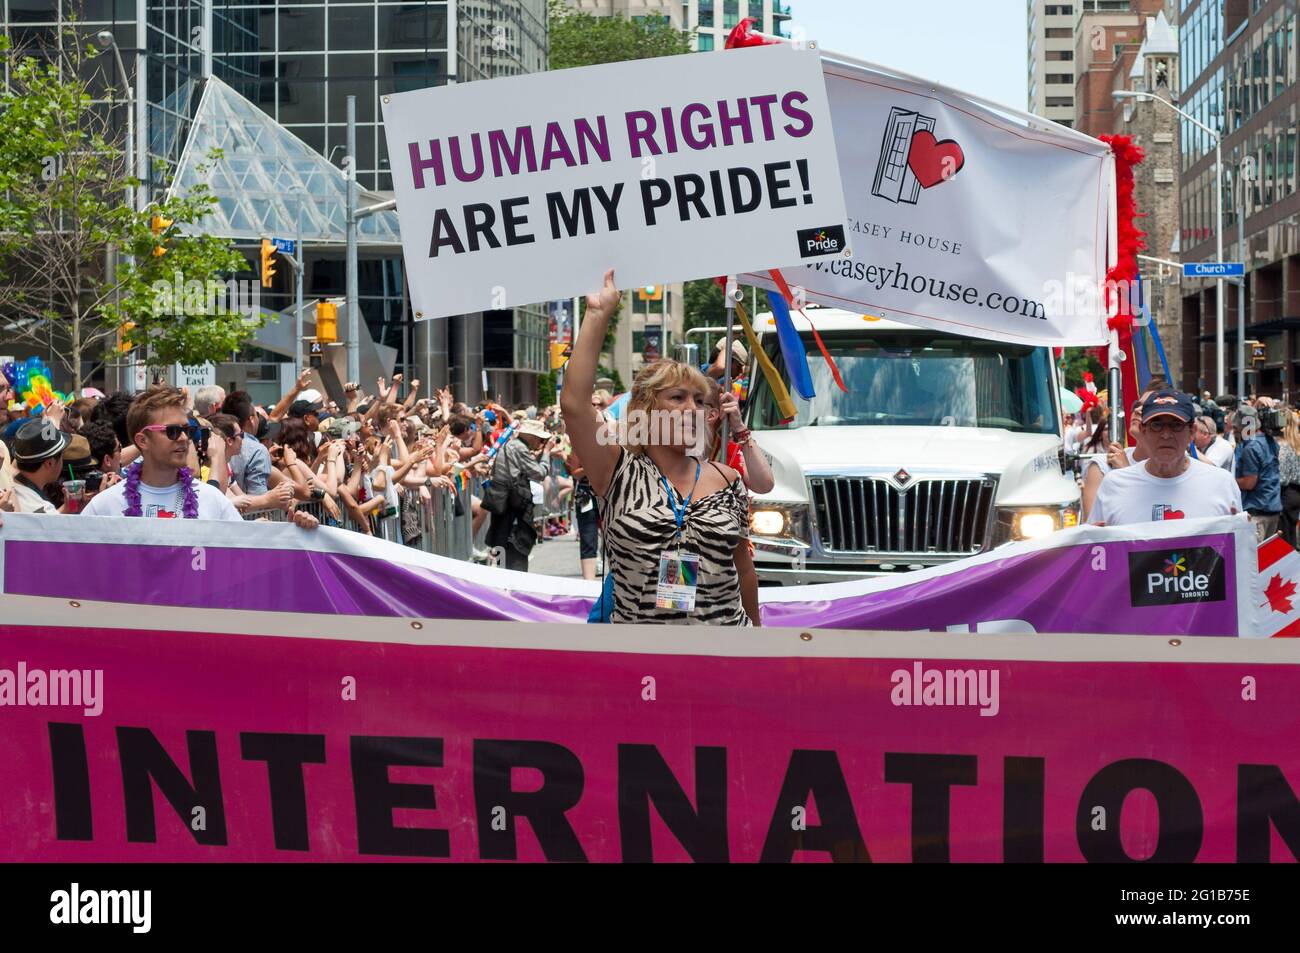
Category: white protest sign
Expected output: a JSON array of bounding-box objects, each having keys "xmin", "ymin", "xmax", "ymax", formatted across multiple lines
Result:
[
  {"xmin": 380, "ymin": 44, "xmax": 849, "ymax": 320},
  {"xmin": 745, "ymin": 52, "xmax": 1113, "ymax": 346}
]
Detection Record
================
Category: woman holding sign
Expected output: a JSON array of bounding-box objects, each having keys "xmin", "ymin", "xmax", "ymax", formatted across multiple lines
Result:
[{"xmin": 561, "ymin": 269, "xmax": 752, "ymax": 626}]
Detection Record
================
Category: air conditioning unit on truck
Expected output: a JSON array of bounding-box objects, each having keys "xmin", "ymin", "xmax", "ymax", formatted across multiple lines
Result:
[{"xmin": 742, "ymin": 307, "xmax": 1081, "ymax": 584}]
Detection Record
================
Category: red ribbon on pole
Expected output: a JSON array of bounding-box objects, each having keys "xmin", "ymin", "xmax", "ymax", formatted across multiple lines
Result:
[{"xmin": 1098, "ymin": 134, "xmax": 1147, "ymax": 442}]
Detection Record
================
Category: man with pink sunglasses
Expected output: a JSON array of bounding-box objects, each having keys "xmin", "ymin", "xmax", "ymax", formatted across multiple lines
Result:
[{"xmin": 82, "ymin": 386, "xmax": 317, "ymax": 528}]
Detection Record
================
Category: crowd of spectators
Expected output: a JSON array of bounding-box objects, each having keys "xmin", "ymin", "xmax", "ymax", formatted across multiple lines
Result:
[{"xmin": 0, "ymin": 368, "xmax": 582, "ymax": 565}]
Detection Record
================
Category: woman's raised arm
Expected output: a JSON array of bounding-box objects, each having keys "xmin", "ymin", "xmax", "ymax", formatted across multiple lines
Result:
[{"xmin": 560, "ymin": 268, "xmax": 623, "ymax": 496}]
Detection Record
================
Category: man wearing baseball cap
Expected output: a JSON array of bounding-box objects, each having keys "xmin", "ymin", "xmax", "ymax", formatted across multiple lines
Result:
[
  {"xmin": 289, "ymin": 388, "xmax": 325, "ymax": 445},
  {"xmin": 11, "ymin": 416, "xmax": 70, "ymax": 514},
  {"xmin": 1089, "ymin": 390, "xmax": 1243, "ymax": 526}
]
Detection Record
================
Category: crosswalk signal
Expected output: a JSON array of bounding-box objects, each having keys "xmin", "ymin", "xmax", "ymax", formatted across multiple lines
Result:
[
  {"xmin": 1249, "ymin": 339, "xmax": 1266, "ymax": 366},
  {"xmin": 150, "ymin": 214, "xmax": 172, "ymax": 258},
  {"xmin": 550, "ymin": 342, "xmax": 570, "ymax": 370},
  {"xmin": 316, "ymin": 301, "xmax": 338, "ymax": 344},
  {"xmin": 260, "ymin": 239, "xmax": 278, "ymax": 288},
  {"xmin": 637, "ymin": 285, "xmax": 663, "ymax": 301}
]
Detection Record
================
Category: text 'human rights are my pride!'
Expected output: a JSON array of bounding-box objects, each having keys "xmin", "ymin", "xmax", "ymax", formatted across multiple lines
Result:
[{"xmin": 407, "ymin": 92, "xmax": 823, "ymax": 256}]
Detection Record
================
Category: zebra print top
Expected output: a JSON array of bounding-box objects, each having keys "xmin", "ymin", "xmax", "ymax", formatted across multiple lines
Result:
[{"xmin": 599, "ymin": 449, "xmax": 751, "ymax": 626}]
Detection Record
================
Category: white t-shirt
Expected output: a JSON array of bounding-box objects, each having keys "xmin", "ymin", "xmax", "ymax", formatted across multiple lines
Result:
[
  {"xmin": 1200, "ymin": 435, "xmax": 1235, "ymax": 472},
  {"xmin": 81, "ymin": 474, "xmax": 243, "ymax": 521},
  {"xmin": 1089, "ymin": 458, "xmax": 1243, "ymax": 526}
]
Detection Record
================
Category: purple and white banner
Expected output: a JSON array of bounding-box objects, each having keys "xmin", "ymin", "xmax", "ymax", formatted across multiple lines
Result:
[{"xmin": 0, "ymin": 513, "xmax": 1259, "ymax": 636}]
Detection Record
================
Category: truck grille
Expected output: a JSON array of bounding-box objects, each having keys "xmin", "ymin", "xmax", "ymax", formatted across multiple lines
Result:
[{"xmin": 809, "ymin": 477, "xmax": 997, "ymax": 555}]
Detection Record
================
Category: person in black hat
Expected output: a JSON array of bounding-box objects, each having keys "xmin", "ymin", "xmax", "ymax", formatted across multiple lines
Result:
[
  {"xmin": 12, "ymin": 416, "xmax": 70, "ymax": 514},
  {"xmin": 1090, "ymin": 391, "xmax": 1243, "ymax": 526}
]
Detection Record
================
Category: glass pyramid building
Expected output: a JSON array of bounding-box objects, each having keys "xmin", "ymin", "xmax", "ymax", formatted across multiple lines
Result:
[{"xmin": 167, "ymin": 76, "xmax": 403, "ymax": 246}]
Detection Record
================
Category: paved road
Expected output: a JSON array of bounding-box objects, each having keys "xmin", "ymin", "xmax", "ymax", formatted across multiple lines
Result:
[{"xmin": 527, "ymin": 531, "xmax": 583, "ymax": 578}]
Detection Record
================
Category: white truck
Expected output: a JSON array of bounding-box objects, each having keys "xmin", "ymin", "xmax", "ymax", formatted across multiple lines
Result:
[{"xmin": 741, "ymin": 307, "xmax": 1080, "ymax": 584}]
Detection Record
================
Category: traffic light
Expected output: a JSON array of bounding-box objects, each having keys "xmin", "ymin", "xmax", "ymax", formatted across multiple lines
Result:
[
  {"xmin": 150, "ymin": 214, "xmax": 172, "ymax": 258},
  {"xmin": 316, "ymin": 301, "xmax": 338, "ymax": 344},
  {"xmin": 637, "ymin": 285, "xmax": 663, "ymax": 301},
  {"xmin": 550, "ymin": 342, "xmax": 569, "ymax": 370},
  {"xmin": 260, "ymin": 239, "xmax": 278, "ymax": 288},
  {"xmin": 116, "ymin": 321, "xmax": 136, "ymax": 354}
]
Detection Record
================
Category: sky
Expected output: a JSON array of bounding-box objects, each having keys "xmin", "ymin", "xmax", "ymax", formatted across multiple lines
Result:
[{"xmin": 783, "ymin": 0, "xmax": 1030, "ymax": 113}]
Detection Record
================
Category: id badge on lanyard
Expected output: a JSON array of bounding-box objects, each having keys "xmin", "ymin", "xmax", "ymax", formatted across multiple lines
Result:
[
  {"xmin": 655, "ymin": 461, "xmax": 701, "ymax": 612},
  {"xmin": 656, "ymin": 550, "xmax": 699, "ymax": 610}
]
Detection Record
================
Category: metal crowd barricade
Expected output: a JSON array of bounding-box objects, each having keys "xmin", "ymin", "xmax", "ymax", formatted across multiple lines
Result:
[
  {"xmin": 240, "ymin": 482, "xmax": 480, "ymax": 561},
  {"xmin": 535, "ymin": 452, "xmax": 574, "ymax": 537}
]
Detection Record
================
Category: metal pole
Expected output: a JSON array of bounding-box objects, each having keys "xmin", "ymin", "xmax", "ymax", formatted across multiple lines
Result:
[
  {"xmin": 1108, "ymin": 329, "xmax": 1123, "ymax": 445},
  {"xmin": 295, "ymin": 201, "xmax": 303, "ymax": 381},
  {"xmin": 1215, "ymin": 136, "xmax": 1225, "ymax": 396},
  {"xmin": 720, "ymin": 276, "xmax": 737, "ymax": 452},
  {"xmin": 346, "ymin": 95, "xmax": 360, "ymax": 385},
  {"xmin": 201, "ymin": 0, "xmax": 213, "ymax": 79},
  {"xmin": 1238, "ymin": 189, "xmax": 1246, "ymax": 401}
]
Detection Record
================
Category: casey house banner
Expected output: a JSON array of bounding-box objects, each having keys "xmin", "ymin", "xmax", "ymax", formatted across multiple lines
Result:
[
  {"xmin": 0, "ymin": 601, "xmax": 1297, "ymax": 862},
  {"xmin": 380, "ymin": 44, "xmax": 849, "ymax": 320},
  {"xmin": 745, "ymin": 50, "xmax": 1114, "ymax": 347}
]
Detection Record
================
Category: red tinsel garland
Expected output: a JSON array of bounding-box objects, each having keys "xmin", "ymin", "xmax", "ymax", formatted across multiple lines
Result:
[{"xmin": 1096, "ymin": 134, "xmax": 1147, "ymax": 437}]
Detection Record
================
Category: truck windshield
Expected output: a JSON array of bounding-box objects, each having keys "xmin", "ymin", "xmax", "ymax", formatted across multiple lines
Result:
[{"xmin": 749, "ymin": 331, "xmax": 1058, "ymax": 434}]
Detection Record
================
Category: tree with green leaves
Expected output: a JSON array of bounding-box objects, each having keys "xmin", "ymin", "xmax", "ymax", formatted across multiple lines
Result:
[
  {"xmin": 548, "ymin": 0, "xmax": 693, "ymax": 71},
  {"xmin": 0, "ymin": 30, "xmax": 255, "ymax": 392},
  {"xmin": 1059, "ymin": 347, "xmax": 1105, "ymax": 391},
  {"xmin": 682, "ymin": 277, "xmax": 763, "ymax": 334}
]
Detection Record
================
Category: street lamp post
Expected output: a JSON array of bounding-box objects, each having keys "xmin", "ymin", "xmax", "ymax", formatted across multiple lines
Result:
[{"xmin": 1115, "ymin": 90, "xmax": 1225, "ymax": 396}]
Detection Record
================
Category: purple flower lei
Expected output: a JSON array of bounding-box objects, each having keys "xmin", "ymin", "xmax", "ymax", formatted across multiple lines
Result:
[{"xmin": 122, "ymin": 460, "xmax": 199, "ymax": 518}]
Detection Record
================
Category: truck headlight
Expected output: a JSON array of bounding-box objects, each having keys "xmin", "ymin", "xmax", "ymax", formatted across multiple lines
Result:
[
  {"xmin": 1003, "ymin": 504, "xmax": 1080, "ymax": 541},
  {"xmin": 1015, "ymin": 512, "xmax": 1056, "ymax": 539},
  {"xmin": 751, "ymin": 509, "xmax": 787, "ymax": 536}
]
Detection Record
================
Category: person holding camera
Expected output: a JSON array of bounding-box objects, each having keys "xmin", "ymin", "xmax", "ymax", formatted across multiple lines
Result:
[
  {"xmin": 482, "ymin": 418, "xmax": 551, "ymax": 572},
  {"xmin": 1234, "ymin": 404, "xmax": 1283, "ymax": 542}
]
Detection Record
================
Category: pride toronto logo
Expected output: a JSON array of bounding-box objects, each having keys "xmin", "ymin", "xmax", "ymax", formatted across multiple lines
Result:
[
  {"xmin": 1128, "ymin": 546, "xmax": 1226, "ymax": 607},
  {"xmin": 796, "ymin": 224, "xmax": 846, "ymax": 258}
]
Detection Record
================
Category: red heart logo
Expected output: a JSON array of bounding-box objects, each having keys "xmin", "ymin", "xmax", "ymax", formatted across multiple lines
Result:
[
  {"xmin": 1162, "ymin": 509, "xmax": 1185, "ymax": 520},
  {"xmin": 907, "ymin": 131, "xmax": 965, "ymax": 189}
]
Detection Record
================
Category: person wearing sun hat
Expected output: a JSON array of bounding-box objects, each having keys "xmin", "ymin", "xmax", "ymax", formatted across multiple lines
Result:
[
  {"xmin": 483, "ymin": 416, "xmax": 552, "ymax": 572},
  {"xmin": 1089, "ymin": 390, "xmax": 1243, "ymax": 526},
  {"xmin": 11, "ymin": 416, "xmax": 70, "ymax": 514}
]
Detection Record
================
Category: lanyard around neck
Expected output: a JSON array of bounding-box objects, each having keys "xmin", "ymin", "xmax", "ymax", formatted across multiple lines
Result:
[{"xmin": 660, "ymin": 459, "xmax": 702, "ymax": 538}]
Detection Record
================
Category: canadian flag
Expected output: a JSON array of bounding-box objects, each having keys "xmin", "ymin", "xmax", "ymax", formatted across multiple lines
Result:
[{"xmin": 1256, "ymin": 536, "xmax": 1300, "ymax": 637}]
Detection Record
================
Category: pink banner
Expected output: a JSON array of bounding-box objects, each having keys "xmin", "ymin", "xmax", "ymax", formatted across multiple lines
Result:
[{"xmin": 2, "ymin": 598, "xmax": 1298, "ymax": 862}]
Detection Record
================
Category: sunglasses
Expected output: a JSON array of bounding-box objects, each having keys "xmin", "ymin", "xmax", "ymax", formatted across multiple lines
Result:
[
  {"xmin": 1144, "ymin": 418, "xmax": 1189, "ymax": 434},
  {"xmin": 141, "ymin": 423, "xmax": 190, "ymax": 441}
]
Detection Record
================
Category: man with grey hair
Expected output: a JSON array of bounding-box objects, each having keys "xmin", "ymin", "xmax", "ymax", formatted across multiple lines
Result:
[
  {"xmin": 1192, "ymin": 414, "xmax": 1234, "ymax": 471},
  {"xmin": 193, "ymin": 384, "xmax": 226, "ymax": 419}
]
